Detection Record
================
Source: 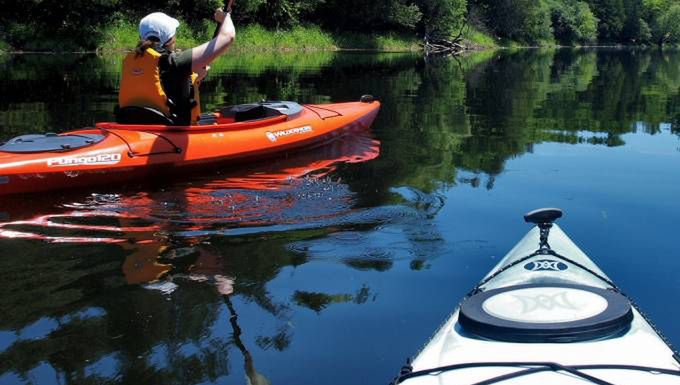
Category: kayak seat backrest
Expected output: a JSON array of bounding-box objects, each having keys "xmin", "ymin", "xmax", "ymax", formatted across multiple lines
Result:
[
  {"xmin": 115, "ymin": 106, "xmax": 175, "ymax": 125},
  {"xmin": 261, "ymin": 101, "xmax": 303, "ymax": 118},
  {"xmin": 197, "ymin": 113, "xmax": 218, "ymax": 125},
  {"xmin": 220, "ymin": 104, "xmax": 282, "ymax": 122},
  {"xmin": 0, "ymin": 133, "xmax": 106, "ymax": 153},
  {"xmin": 220, "ymin": 101, "xmax": 303, "ymax": 122}
]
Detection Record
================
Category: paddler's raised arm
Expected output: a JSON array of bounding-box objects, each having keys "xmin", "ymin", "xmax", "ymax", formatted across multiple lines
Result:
[{"xmin": 191, "ymin": 9, "xmax": 235, "ymax": 72}]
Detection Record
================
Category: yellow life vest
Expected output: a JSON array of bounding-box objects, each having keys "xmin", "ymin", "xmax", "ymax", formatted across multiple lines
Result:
[
  {"xmin": 119, "ymin": 47, "xmax": 201, "ymax": 123},
  {"xmin": 190, "ymin": 72, "xmax": 201, "ymax": 124},
  {"xmin": 119, "ymin": 48, "xmax": 170, "ymax": 115}
]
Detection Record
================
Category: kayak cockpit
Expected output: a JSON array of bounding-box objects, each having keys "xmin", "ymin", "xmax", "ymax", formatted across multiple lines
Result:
[
  {"xmin": 219, "ymin": 101, "xmax": 303, "ymax": 121},
  {"xmin": 110, "ymin": 101, "xmax": 304, "ymax": 131}
]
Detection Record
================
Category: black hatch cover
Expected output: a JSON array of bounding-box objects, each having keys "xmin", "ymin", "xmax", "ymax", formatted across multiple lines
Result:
[{"xmin": 459, "ymin": 283, "xmax": 633, "ymax": 343}]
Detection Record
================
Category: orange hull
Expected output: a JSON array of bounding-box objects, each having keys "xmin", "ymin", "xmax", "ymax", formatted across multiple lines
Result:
[{"xmin": 0, "ymin": 101, "xmax": 380, "ymax": 195}]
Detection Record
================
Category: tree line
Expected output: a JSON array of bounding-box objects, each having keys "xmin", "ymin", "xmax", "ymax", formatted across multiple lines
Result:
[
  {"xmin": 1, "ymin": 0, "xmax": 680, "ymax": 50},
  {"xmin": 513, "ymin": 0, "xmax": 680, "ymax": 45}
]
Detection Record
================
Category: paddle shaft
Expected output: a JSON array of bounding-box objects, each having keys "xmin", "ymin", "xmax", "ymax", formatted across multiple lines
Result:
[{"xmin": 213, "ymin": 0, "xmax": 235, "ymax": 38}]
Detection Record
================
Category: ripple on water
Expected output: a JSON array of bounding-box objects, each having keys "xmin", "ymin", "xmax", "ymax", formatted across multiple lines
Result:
[
  {"xmin": 278, "ymin": 196, "xmax": 447, "ymax": 271},
  {"xmin": 286, "ymin": 243, "xmax": 310, "ymax": 254},
  {"xmin": 329, "ymin": 231, "xmax": 366, "ymax": 243},
  {"xmin": 0, "ymin": 210, "xmax": 159, "ymax": 243},
  {"xmin": 343, "ymin": 250, "xmax": 395, "ymax": 271},
  {"xmin": 63, "ymin": 193, "xmax": 123, "ymax": 208},
  {"xmin": 406, "ymin": 223, "xmax": 444, "ymax": 242},
  {"xmin": 389, "ymin": 186, "xmax": 446, "ymax": 217}
]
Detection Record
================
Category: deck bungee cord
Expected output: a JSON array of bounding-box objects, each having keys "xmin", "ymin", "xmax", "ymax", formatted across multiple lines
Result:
[{"xmin": 393, "ymin": 362, "xmax": 680, "ymax": 385}]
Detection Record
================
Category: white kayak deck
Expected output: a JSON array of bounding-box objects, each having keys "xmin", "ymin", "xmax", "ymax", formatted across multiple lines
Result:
[{"xmin": 400, "ymin": 225, "xmax": 680, "ymax": 385}]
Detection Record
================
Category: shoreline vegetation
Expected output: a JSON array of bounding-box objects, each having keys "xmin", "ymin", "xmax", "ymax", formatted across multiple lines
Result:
[
  {"xmin": 2, "ymin": 0, "xmax": 679, "ymax": 54},
  {"xmin": 0, "ymin": 24, "xmax": 495, "ymax": 54}
]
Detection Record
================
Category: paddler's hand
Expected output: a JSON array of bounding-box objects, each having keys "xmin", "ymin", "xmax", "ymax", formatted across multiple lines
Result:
[
  {"xmin": 214, "ymin": 8, "xmax": 228, "ymax": 23},
  {"xmin": 197, "ymin": 66, "xmax": 210, "ymax": 83}
]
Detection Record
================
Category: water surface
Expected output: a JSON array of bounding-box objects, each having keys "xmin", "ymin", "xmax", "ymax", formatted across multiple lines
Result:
[{"xmin": 1, "ymin": 48, "xmax": 679, "ymax": 385}]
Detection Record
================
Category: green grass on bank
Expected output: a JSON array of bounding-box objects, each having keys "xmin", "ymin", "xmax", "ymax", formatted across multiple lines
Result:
[
  {"xmin": 462, "ymin": 27, "xmax": 500, "ymax": 49},
  {"xmin": 101, "ymin": 21, "xmax": 421, "ymax": 52},
  {"xmin": 100, "ymin": 19, "xmax": 143, "ymax": 51},
  {"xmin": 460, "ymin": 25, "xmax": 552, "ymax": 49},
  {"xmin": 460, "ymin": 25, "xmax": 562, "ymax": 49},
  {"xmin": 101, "ymin": 18, "xmax": 211, "ymax": 51},
  {"xmin": 333, "ymin": 32, "xmax": 421, "ymax": 51},
  {"xmin": 233, "ymin": 25, "xmax": 420, "ymax": 51},
  {"xmin": 236, "ymin": 24, "xmax": 336, "ymax": 51}
]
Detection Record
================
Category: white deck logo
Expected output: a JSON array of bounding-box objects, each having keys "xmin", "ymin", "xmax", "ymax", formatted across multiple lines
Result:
[
  {"xmin": 515, "ymin": 292, "xmax": 578, "ymax": 313},
  {"xmin": 266, "ymin": 125, "xmax": 313, "ymax": 142},
  {"xmin": 483, "ymin": 287, "xmax": 608, "ymax": 323},
  {"xmin": 524, "ymin": 259, "xmax": 568, "ymax": 271},
  {"xmin": 47, "ymin": 153, "xmax": 122, "ymax": 167}
]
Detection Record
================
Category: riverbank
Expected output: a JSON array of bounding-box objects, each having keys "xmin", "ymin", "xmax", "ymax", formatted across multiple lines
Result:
[{"xmin": 0, "ymin": 23, "xmax": 499, "ymax": 54}]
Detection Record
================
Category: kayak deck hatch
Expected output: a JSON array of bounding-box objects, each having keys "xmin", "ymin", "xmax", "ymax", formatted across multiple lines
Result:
[
  {"xmin": 0, "ymin": 133, "xmax": 106, "ymax": 153},
  {"xmin": 458, "ymin": 283, "xmax": 634, "ymax": 343}
]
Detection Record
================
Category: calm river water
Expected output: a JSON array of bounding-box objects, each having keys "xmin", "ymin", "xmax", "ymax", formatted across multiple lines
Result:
[{"xmin": 0, "ymin": 48, "xmax": 679, "ymax": 385}]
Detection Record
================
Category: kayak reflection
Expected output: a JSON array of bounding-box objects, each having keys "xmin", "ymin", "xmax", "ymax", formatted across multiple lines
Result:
[{"xmin": 0, "ymin": 132, "xmax": 380, "ymax": 244}]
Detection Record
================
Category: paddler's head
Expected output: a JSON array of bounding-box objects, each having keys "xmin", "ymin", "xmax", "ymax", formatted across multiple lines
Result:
[{"xmin": 139, "ymin": 12, "xmax": 179, "ymax": 51}]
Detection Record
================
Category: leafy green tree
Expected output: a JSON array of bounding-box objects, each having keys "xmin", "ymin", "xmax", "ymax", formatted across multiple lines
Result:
[
  {"xmin": 317, "ymin": 0, "xmax": 423, "ymax": 31},
  {"xmin": 634, "ymin": 0, "xmax": 680, "ymax": 45},
  {"xmin": 116, "ymin": 0, "xmax": 221, "ymax": 26},
  {"xmin": 621, "ymin": 0, "xmax": 651, "ymax": 43},
  {"xmin": 474, "ymin": 0, "xmax": 553, "ymax": 44},
  {"xmin": 0, "ymin": 0, "xmax": 123, "ymax": 50},
  {"xmin": 417, "ymin": 0, "xmax": 467, "ymax": 37},
  {"xmin": 550, "ymin": 0, "xmax": 599, "ymax": 44},
  {"xmin": 654, "ymin": 3, "xmax": 680, "ymax": 44},
  {"xmin": 257, "ymin": 0, "xmax": 324, "ymax": 29},
  {"xmin": 574, "ymin": 1, "xmax": 600, "ymax": 42},
  {"xmin": 588, "ymin": 0, "xmax": 626, "ymax": 42}
]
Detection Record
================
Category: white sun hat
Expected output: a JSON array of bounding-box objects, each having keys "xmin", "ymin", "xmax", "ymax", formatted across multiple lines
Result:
[{"xmin": 139, "ymin": 12, "xmax": 180, "ymax": 45}]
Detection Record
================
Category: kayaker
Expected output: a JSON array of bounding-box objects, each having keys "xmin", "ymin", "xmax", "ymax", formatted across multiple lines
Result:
[{"xmin": 118, "ymin": 8, "xmax": 236, "ymax": 125}]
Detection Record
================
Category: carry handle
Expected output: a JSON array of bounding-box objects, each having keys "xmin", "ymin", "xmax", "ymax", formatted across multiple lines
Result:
[
  {"xmin": 524, "ymin": 208, "xmax": 563, "ymax": 225},
  {"xmin": 524, "ymin": 208, "xmax": 563, "ymax": 252}
]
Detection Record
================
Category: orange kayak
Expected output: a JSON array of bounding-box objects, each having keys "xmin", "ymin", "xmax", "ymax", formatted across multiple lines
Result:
[{"xmin": 0, "ymin": 98, "xmax": 380, "ymax": 195}]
